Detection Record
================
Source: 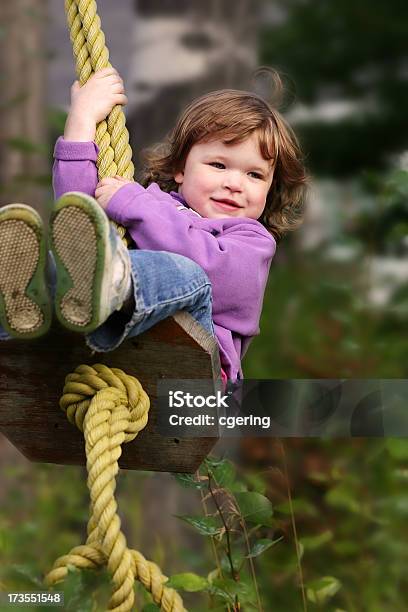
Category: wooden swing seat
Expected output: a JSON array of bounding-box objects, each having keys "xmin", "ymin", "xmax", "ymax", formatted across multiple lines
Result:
[{"xmin": 0, "ymin": 312, "xmax": 220, "ymax": 473}]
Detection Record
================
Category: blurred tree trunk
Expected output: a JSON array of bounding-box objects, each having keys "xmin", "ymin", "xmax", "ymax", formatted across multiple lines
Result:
[
  {"xmin": 0, "ymin": 0, "xmax": 48, "ymax": 214},
  {"xmin": 128, "ymin": 0, "xmax": 261, "ymax": 169}
]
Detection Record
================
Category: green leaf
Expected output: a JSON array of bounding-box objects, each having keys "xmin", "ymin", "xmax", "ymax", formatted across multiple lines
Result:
[
  {"xmin": 229, "ymin": 481, "xmax": 248, "ymax": 493},
  {"xmin": 306, "ymin": 576, "xmax": 341, "ymax": 605},
  {"xmin": 387, "ymin": 170, "xmax": 408, "ymax": 198},
  {"xmin": 376, "ymin": 494, "xmax": 408, "ymax": 517},
  {"xmin": 234, "ymin": 491, "xmax": 273, "ymax": 525},
  {"xmin": 332, "ymin": 540, "xmax": 360, "ymax": 556},
  {"xmin": 213, "ymin": 460, "xmax": 236, "ymax": 487},
  {"xmin": 207, "ymin": 583, "xmax": 235, "ymax": 604},
  {"xmin": 4, "ymin": 564, "xmax": 43, "ymax": 589},
  {"xmin": 246, "ymin": 537, "xmax": 283, "ymax": 558},
  {"xmin": 142, "ymin": 604, "xmax": 160, "ymax": 612},
  {"xmin": 61, "ymin": 568, "xmax": 88, "ymax": 612},
  {"xmin": 58, "ymin": 567, "xmax": 111, "ymax": 612},
  {"xmin": 276, "ymin": 498, "xmax": 318, "ymax": 517},
  {"xmin": 385, "ymin": 439, "xmax": 408, "ymax": 460},
  {"xmin": 166, "ymin": 572, "xmax": 209, "ymax": 592},
  {"xmin": 210, "ymin": 577, "xmax": 251, "ymax": 599},
  {"xmin": 174, "ymin": 473, "xmax": 206, "ymax": 489},
  {"xmin": 301, "ymin": 530, "xmax": 333, "ymax": 551},
  {"xmin": 220, "ymin": 550, "xmax": 244, "ymax": 573},
  {"xmin": 205, "ymin": 456, "xmax": 225, "ymax": 469},
  {"xmin": 325, "ymin": 484, "xmax": 361, "ymax": 514},
  {"xmin": 176, "ymin": 515, "xmax": 222, "ymax": 536},
  {"xmin": 243, "ymin": 472, "xmax": 266, "ymax": 494},
  {"xmin": 207, "ymin": 568, "xmax": 221, "ymax": 584}
]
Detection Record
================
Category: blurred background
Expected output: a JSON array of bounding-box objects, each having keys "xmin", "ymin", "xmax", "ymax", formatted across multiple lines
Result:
[{"xmin": 0, "ymin": 1, "xmax": 407, "ymax": 610}]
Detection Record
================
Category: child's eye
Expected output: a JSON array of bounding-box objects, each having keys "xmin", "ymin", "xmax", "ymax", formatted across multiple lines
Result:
[
  {"xmin": 209, "ymin": 162, "xmax": 225, "ymax": 169},
  {"xmin": 249, "ymin": 171, "xmax": 263, "ymax": 179}
]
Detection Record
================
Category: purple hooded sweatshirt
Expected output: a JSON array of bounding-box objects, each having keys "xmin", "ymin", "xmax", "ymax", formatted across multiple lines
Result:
[{"xmin": 53, "ymin": 137, "xmax": 276, "ymax": 380}]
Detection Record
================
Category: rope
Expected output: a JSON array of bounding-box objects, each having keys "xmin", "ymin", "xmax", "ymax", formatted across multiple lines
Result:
[
  {"xmin": 45, "ymin": 365, "xmax": 186, "ymax": 612},
  {"xmin": 65, "ymin": 0, "xmax": 134, "ymax": 181},
  {"xmin": 65, "ymin": 0, "xmax": 134, "ymax": 241},
  {"xmin": 45, "ymin": 4, "xmax": 188, "ymax": 610}
]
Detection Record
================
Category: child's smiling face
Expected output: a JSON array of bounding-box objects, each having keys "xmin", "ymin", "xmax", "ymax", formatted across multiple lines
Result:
[{"xmin": 174, "ymin": 132, "xmax": 274, "ymax": 220}]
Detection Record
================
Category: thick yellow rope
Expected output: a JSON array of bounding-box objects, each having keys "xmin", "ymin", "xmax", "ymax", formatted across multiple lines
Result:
[
  {"xmin": 65, "ymin": 0, "xmax": 133, "ymax": 241},
  {"xmin": 45, "ymin": 365, "xmax": 186, "ymax": 612},
  {"xmin": 45, "ymin": 3, "xmax": 188, "ymax": 610},
  {"xmin": 64, "ymin": 0, "xmax": 134, "ymax": 181}
]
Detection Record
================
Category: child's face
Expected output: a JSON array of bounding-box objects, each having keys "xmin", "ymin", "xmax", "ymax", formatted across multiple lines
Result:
[{"xmin": 174, "ymin": 132, "xmax": 274, "ymax": 220}]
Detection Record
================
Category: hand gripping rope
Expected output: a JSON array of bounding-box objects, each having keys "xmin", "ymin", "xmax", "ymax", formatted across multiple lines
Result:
[
  {"xmin": 65, "ymin": 0, "xmax": 133, "ymax": 241},
  {"xmin": 45, "ymin": 3, "xmax": 187, "ymax": 610}
]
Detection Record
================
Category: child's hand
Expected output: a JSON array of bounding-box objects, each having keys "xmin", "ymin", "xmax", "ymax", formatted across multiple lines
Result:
[
  {"xmin": 64, "ymin": 68, "xmax": 128, "ymax": 141},
  {"xmin": 95, "ymin": 176, "xmax": 132, "ymax": 209},
  {"xmin": 69, "ymin": 67, "xmax": 127, "ymax": 123}
]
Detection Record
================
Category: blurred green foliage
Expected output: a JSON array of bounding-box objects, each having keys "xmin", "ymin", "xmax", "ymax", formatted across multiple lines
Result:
[
  {"xmin": 1, "ymin": 441, "xmax": 407, "ymax": 610},
  {"xmin": 245, "ymin": 169, "xmax": 408, "ymax": 379},
  {"xmin": 260, "ymin": 0, "xmax": 408, "ymax": 176}
]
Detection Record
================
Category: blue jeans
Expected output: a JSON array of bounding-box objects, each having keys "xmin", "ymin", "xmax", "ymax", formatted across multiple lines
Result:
[
  {"xmin": 87, "ymin": 249, "xmax": 214, "ymax": 351},
  {"xmin": 0, "ymin": 250, "xmax": 214, "ymax": 348}
]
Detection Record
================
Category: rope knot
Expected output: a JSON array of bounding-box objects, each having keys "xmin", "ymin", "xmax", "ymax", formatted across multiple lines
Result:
[
  {"xmin": 59, "ymin": 363, "xmax": 149, "ymax": 442},
  {"xmin": 46, "ymin": 361, "xmax": 186, "ymax": 611}
]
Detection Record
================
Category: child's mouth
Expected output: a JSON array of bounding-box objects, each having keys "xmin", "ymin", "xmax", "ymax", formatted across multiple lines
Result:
[{"xmin": 211, "ymin": 198, "xmax": 242, "ymax": 211}]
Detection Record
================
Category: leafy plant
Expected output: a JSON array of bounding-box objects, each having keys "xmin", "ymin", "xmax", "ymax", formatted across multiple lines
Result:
[{"xmin": 171, "ymin": 457, "xmax": 283, "ymax": 610}]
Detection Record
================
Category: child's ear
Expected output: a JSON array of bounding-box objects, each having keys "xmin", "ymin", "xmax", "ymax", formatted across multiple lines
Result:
[{"xmin": 174, "ymin": 170, "xmax": 184, "ymax": 184}]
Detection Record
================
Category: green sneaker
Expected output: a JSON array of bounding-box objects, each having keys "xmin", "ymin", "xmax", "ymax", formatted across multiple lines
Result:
[
  {"xmin": 0, "ymin": 204, "xmax": 51, "ymax": 338},
  {"xmin": 49, "ymin": 192, "xmax": 131, "ymax": 334}
]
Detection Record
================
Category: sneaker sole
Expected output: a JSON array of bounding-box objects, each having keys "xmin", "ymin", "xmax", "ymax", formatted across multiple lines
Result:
[
  {"xmin": 0, "ymin": 204, "xmax": 51, "ymax": 338},
  {"xmin": 49, "ymin": 192, "xmax": 110, "ymax": 333}
]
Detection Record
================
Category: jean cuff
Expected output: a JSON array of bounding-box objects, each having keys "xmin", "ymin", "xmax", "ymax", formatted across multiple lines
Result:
[{"xmin": 85, "ymin": 259, "xmax": 147, "ymax": 352}]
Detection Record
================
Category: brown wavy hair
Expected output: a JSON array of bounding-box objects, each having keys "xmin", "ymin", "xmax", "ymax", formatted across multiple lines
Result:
[{"xmin": 140, "ymin": 74, "xmax": 308, "ymax": 239}]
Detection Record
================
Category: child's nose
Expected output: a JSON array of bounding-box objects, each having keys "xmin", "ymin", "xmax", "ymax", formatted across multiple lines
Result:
[{"xmin": 223, "ymin": 170, "xmax": 243, "ymax": 191}]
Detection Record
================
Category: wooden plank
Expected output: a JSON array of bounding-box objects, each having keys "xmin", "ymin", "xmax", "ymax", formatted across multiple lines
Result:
[{"xmin": 0, "ymin": 312, "xmax": 220, "ymax": 473}]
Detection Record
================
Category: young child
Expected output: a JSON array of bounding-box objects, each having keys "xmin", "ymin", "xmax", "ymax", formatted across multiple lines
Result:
[{"xmin": 0, "ymin": 67, "xmax": 307, "ymax": 381}]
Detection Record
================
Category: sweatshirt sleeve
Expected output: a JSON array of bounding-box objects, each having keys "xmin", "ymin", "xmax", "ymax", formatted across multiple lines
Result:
[
  {"xmin": 106, "ymin": 182, "xmax": 276, "ymax": 336},
  {"xmin": 52, "ymin": 136, "xmax": 99, "ymax": 200}
]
